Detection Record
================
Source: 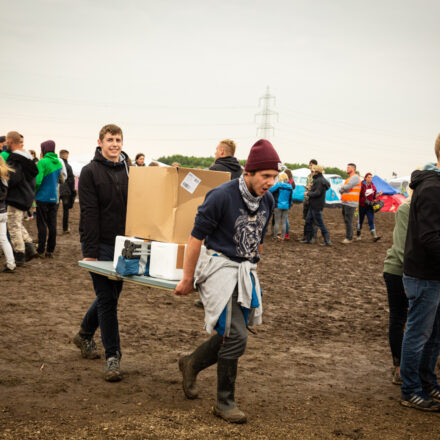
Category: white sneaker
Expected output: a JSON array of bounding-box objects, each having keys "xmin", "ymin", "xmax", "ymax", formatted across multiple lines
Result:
[
  {"xmin": 341, "ymin": 238, "xmax": 352, "ymax": 244},
  {"xmin": 355, "ymin": 236, "xmax": 361, "ymax": 241}
]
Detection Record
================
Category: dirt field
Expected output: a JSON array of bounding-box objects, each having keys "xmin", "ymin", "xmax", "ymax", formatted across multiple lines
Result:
[{"xmin": 1, "ymin": 203, "xmax": 438, "ymax": 439}]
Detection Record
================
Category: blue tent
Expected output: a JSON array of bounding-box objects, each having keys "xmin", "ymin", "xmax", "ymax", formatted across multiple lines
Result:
[{"xmin": 372, "ymin": 176, "xmax": 398, "ymax": 195}]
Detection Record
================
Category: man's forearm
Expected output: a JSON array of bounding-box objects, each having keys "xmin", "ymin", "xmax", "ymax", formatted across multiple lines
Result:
[{"xmin": 182, "ymin": 235, "xmax": 203, "ymax": 281}]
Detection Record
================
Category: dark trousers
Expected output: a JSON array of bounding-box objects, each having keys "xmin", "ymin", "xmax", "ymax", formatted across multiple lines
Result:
[
  {"xmin": 61, "ymin": 195, "xmax": 71, "ymax": 232},
  {"xmin": 383, "ymin": 272, "xmax": 408, "ymax": 366},
  {"xmin": 36, "ymin": 201, "xmax": 58, "ymax": 254},
  {"xmin": 342, "ymin": 205, "xmax": 356, "ymax": 240},
  {"xmin": 357, "ymin": 205, "xmax": 375, "ymax": 232},
  {"xmin": 81, "ymin": 243, "xmax": 123, "ymax": 359},
  {"xmin": 305, "ymin": 207, "xmax": 330, "ymax": 242},
  {"xmin": 218, "ymin": 289, "xmax": 248, "ymax": 360}
]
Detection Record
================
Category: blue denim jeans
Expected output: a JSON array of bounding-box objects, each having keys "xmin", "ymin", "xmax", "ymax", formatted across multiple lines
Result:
[
  {"xmin": 400, "ymin": 275, "xmax": 440, "ymax": 397},
  {"xmin": 357, "ymin": 206, "xmax": 375, "ymax": 232},
  {"xmin": 80, "ymin": 243, "xmax": 123, "ymax": 360},
  {"xmin": 305, "ymin": 208, "xmax": 330, "ymax": 243}
]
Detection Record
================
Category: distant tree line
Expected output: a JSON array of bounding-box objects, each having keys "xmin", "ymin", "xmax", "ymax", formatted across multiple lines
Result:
[{"xmin": 157, "ymin": 155, "xmax": 348, "ymax": 178}]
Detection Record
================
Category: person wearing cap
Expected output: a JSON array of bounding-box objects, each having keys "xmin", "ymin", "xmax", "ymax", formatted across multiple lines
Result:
[
  {"xmin": 35, "ymin": 140, "xmax": 66, "ymax": 258},
  {"xmin": 175, "ymin": 139, "xmax": 280, "ymax": 424}
]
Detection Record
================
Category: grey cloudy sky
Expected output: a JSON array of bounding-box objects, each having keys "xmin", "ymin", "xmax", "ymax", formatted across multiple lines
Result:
[{"xmin": 1, "ymin": 0, "xmax": 439, "ymax": 176}]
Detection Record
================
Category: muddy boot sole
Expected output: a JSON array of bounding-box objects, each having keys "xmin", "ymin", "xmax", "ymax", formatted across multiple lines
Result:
[
  {"xmin": 212, "ymin": 405, "xmax": 247, "ymax": 424},
  {"xmin": 104, "ymin": 370, "xmax": 122, "ymax": 382}
]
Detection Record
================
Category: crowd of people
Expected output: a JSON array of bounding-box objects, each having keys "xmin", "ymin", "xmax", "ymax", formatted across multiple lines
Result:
[
  {"xmin": 2, "ymin": 125, "xmax": 440, "ymax": 422},
  {"xmin": 0, "ymin": 132, "xmax": 77, "ymax": 272}
]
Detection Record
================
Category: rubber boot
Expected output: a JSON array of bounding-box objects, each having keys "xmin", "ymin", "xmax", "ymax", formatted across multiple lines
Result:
[
  {"xmin": 213, "ymin": 358, "xmax": 247, "ymax": 424},
  {"xmin": 14, "ymin": 252, "xmax": 26, "ymax": 267},
  {"xmin": 371, "ymin": 229, "xmax": 381, "ymax": 242},
  {"xmin": 179, "ymin": 334, "xmax": 222, "ymax": 399},
  {"xmin": 25, "ymin": 242, "xmax": 38, "ymax": 261}
]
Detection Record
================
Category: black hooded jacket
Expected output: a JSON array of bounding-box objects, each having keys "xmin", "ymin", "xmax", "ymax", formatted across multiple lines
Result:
[
  {"xmin": 307, "ymin": 173, "xmax": 330, "ymax": 210},
  {"xmin": 209, "ymin": 156, "xmax": 242, "ymax": 180},
  {"xmin": 6, "ymin": 151, "xmax": 38, "ymax": 211},
  {"xmin": 403, "ymin": 168, "xmax": 440, "ymax": 280},
  {"xmin": 79, "ymin": 147, "xmax": 129, "ymax": 258}
]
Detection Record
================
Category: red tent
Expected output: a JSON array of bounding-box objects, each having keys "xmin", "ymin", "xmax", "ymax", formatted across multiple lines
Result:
[{"xmin": 378, "ymin": 194, "xmax": 407, "ymax": 212}]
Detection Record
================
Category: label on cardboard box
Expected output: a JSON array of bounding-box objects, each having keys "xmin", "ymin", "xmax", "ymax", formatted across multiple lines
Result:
[{"xmin": 180, "ymin": 172, "xmax": 201, "ymax": 194}]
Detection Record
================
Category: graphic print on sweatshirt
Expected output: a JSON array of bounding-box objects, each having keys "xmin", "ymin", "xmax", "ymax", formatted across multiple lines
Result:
[{"xmin": 233, "ymin": 208, "xmax": 267, "ymax": 260}]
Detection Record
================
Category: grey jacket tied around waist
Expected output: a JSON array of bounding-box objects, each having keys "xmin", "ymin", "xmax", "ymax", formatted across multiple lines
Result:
[{"xmin": 194, "ymin": 249, "xmax": 263, "ymax": 335}]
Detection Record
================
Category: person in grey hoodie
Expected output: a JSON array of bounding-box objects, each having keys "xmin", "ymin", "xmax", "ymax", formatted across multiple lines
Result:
[{"xmin": 339, "ymin": 163, "xmax": 361, "ymax": 244}]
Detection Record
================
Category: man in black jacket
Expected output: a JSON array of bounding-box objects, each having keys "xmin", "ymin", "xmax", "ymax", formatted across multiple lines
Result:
[
  {"xmin": 59, "ymin": 149, "xmax": 76, "ymax": 234},
  {"xmin": 399, "ymin": 134, "xmax": 440, "ymax": 412},
  {"xmin": 73, "ymin": 124, "xmax": 129, "ymax": 382},
  {"xmin": 5, "ymin": 131, "xmax": 38, "ymax": 265},
  {"xmin": 209, "ymin": 139, "xmax": 242, "ymax": 180},
  {"xmin": 301, "ymin": 165, "xmax": 331, "ymax": 245}
]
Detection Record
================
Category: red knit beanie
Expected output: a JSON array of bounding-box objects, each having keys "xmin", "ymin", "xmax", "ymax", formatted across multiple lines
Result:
[
  {"xmin": 244, "ymin": 139, "xmax": 281, "ymax": 172},
  {"xmin": 41, "ymin": 140, "xmax": 55, "ymax": 156}
]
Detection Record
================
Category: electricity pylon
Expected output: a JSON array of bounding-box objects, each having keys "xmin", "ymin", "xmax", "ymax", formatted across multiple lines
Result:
[{"xmin": 255, "ymin": 86, "xmax": 278, "ymax": 139}]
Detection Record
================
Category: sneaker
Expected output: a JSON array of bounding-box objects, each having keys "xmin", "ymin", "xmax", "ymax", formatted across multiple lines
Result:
[
  {"xmin": 341, "ymin": 238, "xmax": 352, "ymax": 244},
  {"xmin": 105, "ymin": 355, "xmax": 122, "ymax": 382},
  {"xmin": 2, "ymin": 265, "xmax": 16, "ymax": 273},
  {"xmin": 45, "ymin": 252, "xmax": 53, "ymax": 258},
  {"xmin": 300, "ymin": 239, "xmax": 311, "ymax": 244},
  {"xmin": 37, "ymin": 252, "xmax": 45, "ymax": 259},
  {"xmin": 73, "ymin": 333, "xmax": 100, "ymax": 359},
  {"xmin": 400, "ymin": 393, "xmax": 440, "ymax": 411},
  {"xmin": 427, "ymin": 386, "xmax": 440, "ymax": 403},
  {"xmin": 284, "ymin": 234, "xmax": 290, "ymax": 240},
  {"xmin": 374, "ymin": 236, "xmax": 382, "ymax": 242},
  {"xmin": 63, "ymin": 229, "xmax": 71, "ymax": 235},
  {"xmin": 355, "ymin": 236, "xmax": 361, "ymax": 241},
  {"xmin": 320, "ymin": 241, "xmax": 332, "ymax": 246}
]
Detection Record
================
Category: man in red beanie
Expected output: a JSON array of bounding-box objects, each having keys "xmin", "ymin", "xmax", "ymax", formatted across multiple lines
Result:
[{"xmin": 175, "ymin": 139, "xmax": 281, "ymax": 424}]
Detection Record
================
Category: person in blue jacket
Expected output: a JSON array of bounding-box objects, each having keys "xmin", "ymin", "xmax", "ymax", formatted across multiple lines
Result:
[{"xmin": 269, "ymin": 172, "xmax": 293, "ymax": 240}]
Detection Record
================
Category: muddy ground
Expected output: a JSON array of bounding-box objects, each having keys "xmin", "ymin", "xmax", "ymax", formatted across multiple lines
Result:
[{"xmin": 0, "ymin": 203, "xmax": 438, "ymax": 439}]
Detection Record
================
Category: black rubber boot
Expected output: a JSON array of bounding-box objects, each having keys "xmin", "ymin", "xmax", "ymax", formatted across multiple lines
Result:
[
  {"xmin": 213, "ymin": 358, "xmax": 247, "ymax": 424},
  {"xmin": 179, "ymin": 334, "xmax": 222, "ymax": 399},
  {"xmin": 14, "ymin": 252, "xmax": 26, "ymax": 267},
  {"xmin": 25, "ymin": 242, "xmax": 38, "ymax": 261}
]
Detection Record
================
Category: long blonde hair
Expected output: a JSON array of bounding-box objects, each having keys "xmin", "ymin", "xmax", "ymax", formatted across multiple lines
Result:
[{"xmin": 0, "ymin": 156, "xmax": 14, "ymax": 181}]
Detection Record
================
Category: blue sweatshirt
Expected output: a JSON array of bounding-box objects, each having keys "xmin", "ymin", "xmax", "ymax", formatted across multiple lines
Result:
[{"xmin": 191, "ymin": 179, "xmax": 274, "ymax": 263}]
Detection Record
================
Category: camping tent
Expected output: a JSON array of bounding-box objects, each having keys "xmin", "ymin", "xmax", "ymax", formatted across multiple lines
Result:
[{"xmin": 372, "ymin": 175, "xmax": 407, "ymax": 212}]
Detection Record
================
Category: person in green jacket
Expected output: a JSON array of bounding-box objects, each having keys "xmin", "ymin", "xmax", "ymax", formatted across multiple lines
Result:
[
  {"xmin": 35, "ymin": 140, "xmax": 65, "ymax": 258},
  {"xmin": 383, "ymin": 197, "xmax": 411, "ymax": 385}
]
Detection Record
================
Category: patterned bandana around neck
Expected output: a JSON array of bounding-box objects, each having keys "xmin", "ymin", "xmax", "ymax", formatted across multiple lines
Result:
[{"xmin": 238, "ymin": 175, "xmax": 263, "ymax": 214}]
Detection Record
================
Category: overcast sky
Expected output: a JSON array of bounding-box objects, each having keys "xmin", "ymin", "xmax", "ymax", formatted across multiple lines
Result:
[{"xmin": 1, "ymin": 0, "xmax": 439, "ymax": 177}]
